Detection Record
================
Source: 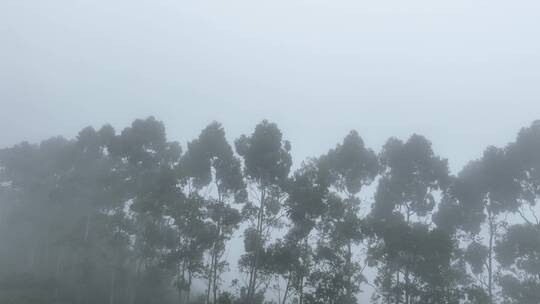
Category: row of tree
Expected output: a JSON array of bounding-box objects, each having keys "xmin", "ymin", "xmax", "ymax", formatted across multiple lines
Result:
[{"xmin": 0, "ymin": 117, "xmax": 539, "ymax": 304}]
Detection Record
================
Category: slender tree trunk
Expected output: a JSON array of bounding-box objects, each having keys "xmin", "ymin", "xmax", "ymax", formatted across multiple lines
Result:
[
  {"xmin": 187, "ymin": 270, "xmax": 193, "ymax": 303},
  {"xmin": 212, "ymin": 251, "xmax": 219, "ymax": 304},
  {"xmin": 488, "ymin": 209, "xmax": 495, "ymax": 304},
  {"xmin": 404, "ymin": 269, "xmax": 410, "ymax": 304},
  {"xmin": 346, "ymin": 241, "xmax": 352, "ymax": 298},
  {"xmin": 248, "ymin": 186, "xmax": 266, "ymax": 300},
  {"xmin": 207, "ymin": 217, "xmax": 222, "ymax": 304},
  {"xmin": 396, "ymin": 270, "xmax": 401, "ymax": 304},
  {"xmin": 206, "ymin": 251, "xmax": 214, "ymax": 304},
  {"xmin": 248, "ymin": 210, "xmax": 264, "ymax": 299},
  {"xmin": 215, "ymin": 190, "xmax": 223, "ymax": 303},
  {"xmin": 299, "ymin": 275, "xmax": 304, "ymax": 304},
  {"xmin": 178, "ymin": 230, "xmax": 186, "ymax": 304},
  {"xmin": 281, "ymin": 274, "xmax": 291, "ymax": 304},
  {"xmin": 178, "ymin": 261, "xmax": 185, "ymax": 304},
  {"xmin": 404, "ymin": 206, "xmax": 411, "ymax": 304}
]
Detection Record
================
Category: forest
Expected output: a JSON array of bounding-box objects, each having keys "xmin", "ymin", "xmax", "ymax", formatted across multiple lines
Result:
[{"xmin": 1, "ymin": 117, "xmax": 539, "ymax": 304}]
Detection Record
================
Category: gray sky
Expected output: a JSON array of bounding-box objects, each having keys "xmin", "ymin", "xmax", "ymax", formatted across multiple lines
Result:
[
  {"xmin": 2, "ymin": 0, "xmax": 540, "ymax": 173},
  {"xmin": 2, "ymin": 0, "xmax": 540, "ymax": 301}
]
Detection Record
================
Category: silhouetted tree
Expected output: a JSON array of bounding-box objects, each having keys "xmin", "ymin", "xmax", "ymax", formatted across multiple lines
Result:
[
  {"xmin": 235, "ymin": 120, "xmax": 292, "ymax": 302},
  {"xmin": 2, "ymin": 117, "xmax": 540, "ymax": 304},
  {"xmin": 306, "ymin": 131, "xmax": 378, "ymax": 304},
  {"xmin": 370, "ymin": 134, "xmax": 453, "ymax": 304},
  {"xmin": 179, "ymin": 122, "xmax": 246, "ymax": 304}
]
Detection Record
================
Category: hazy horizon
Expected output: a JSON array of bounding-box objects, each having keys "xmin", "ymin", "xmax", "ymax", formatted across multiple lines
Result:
[
  {"xmin": 2, "ymin": 0, "xmax": 540, "ymax": 174},
  {"xmin": 1, "ymin": 1, "xmax": 540, "ymax": 303}
]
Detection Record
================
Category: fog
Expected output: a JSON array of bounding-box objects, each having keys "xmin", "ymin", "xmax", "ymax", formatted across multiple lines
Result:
[
  {"xmin": 2, "ymin": 0, "xmax": 540, "ymax": 172},
  {"xmin": 1, "ymin": 1, "xmax": 540, "ymax": 303}
]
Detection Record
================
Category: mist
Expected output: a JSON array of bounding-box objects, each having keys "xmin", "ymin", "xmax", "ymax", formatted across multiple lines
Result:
[{"xmin": 1, "ymin": 1, "xmax": 540, "ymax": 303}]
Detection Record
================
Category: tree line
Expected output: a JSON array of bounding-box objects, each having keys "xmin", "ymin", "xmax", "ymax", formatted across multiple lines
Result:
[{"xmin": 0, "ymin": 117, "xmax": 539, "ymax": 304}]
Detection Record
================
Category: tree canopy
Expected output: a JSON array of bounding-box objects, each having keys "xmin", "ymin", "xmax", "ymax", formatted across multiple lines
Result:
[{"xmin": 1, "ymin": 117, "xmax": 540, "ymax": 304}]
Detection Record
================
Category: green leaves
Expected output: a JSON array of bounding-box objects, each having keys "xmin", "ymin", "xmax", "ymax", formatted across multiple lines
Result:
[
  {"xmin": 464, "ymin": 242, "xmax": 488, "ymax": 275},
  {"xmin": 325, "ymin": 130, "xmax": 378, "ymax": 195},
  {"xmin": 374, "ymin": 134, "xmax": 449, "ymax": 221},
  {"xmin": 370, "ymin": 134, "xmax": 455, "ymax": 303},
  {"xmin": 235, "ymin": 120, "xmax": 292, "ymax": 186},
  {"xmin": 235, "ymin": 121, "xmax": 292, "ymax": 300},
  {"xmin": 495, "ymin": 224, "xmax": 540, "ymax": 303},
  {"xmin": 3, "ymin": 117, "xmax": 540, "ymax": 304},
  {"xmin": 498, "ymin": 275, "xmax": 540, "ymax": 304}
]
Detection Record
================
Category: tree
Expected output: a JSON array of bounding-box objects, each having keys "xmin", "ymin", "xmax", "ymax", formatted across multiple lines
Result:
[
  {"xmin": 282, "ymin": 159, "xmax": 330, "ymax": 304},
  {"xmin": 4, "ymin": 117, "xmax": 540, "ymax": 304},
  {"xmin": 235, "ymin": 120, "xmax": 292, "ymax": 302},
  {"xmin": 180, "ymin": 122, "xmax": 246, "ymax": 304},
  {"xmin": 496, "ymin": 224, "xmax": 540, "ymax": 304},
  {"xmin": 111, "ymin": 116, "xmax": 182, "ymax": 304},
  {"xmin": 0, "ymin": 124, "xmax": 144, "ymax": 304},
  {"xmin": 494, "ymin": 121, "xmax": 540, "ymax": 304},
  {"xmin": 436, "ymin": 145, "xmax": 522, "ymax": 304},
  {"xmin": 370, "ymin": 134, "xmax": 452, "ymax": 304},
  {"xmin": 306, "ymin": 130, "xmax": 378, "ymax": 304}
]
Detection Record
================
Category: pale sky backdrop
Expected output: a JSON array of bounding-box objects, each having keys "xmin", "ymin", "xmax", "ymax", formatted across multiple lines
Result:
[
  {"xmin": 1, "ymin": 0, "xmax": 540, "ymax": 300},
  {"xmin": 2, "ymin": 0, "xmax": 540, "ymax": 173}
]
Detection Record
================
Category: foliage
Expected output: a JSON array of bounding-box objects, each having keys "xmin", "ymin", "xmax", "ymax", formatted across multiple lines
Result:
[{"xmin": 1, "ymin": 118, "xmax": 540, "ymax": 304}]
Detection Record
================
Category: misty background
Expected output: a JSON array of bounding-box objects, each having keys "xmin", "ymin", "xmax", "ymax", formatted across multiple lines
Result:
[
  {"xmin": 2, "ymin": 0, "xmax": 540, "ymax": 174},
  {"xmin": 1, "ymin": 1, "xmax": 540, "ymax": 303}
]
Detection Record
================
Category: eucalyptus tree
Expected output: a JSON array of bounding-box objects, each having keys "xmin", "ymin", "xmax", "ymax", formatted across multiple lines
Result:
[
  {"xmin": 280, "ymin": 159, "xmax": 330, "ymax": 304},
  {"xmin": 179, "ymin": 122, "xmax": 245, "ymax": 304},
  {"xmin": 258, "ymin": 159, "xmax": 330, "ymax": 304},
  {"xmin": 0, "ymin": 137, "xmax": 77, "ymax": 297},
  {"xmin": 495, "ymin": 223, "xmax": 540, "ymax": 304},
  {"xmin": 304, "ymin": 130, "xmax": 377, "ymax": 304},
  {"xmin": 370, "ymin": 134, "xmax": 451, "ymax": 304},
  {"xmin": 111, "ymin": 117, "xmax": 212, "ymax": 304},
  {"xmin": 435, "ymin": 146, "xmax": 522, "ymax": 304},
  {"xmin": 0, "ymin": 124, "xmax": 138, "ymax": 304},
  {"xmin": 234, "ymin": 120, "xmax": 292, "ymax": 302},
  {"xmin": 505, "ymin": 120, "xmax": 540, "ymax": 226},
  {"xmin": 166, "ymin": 191, "xmax": 213, "ymax": 304},
  {"xmin": 74, "ymin": 125, "xmax": 122, "ymax": 242},
  {"xmin": 111, "ymin": 117, "xmax": 182, "ymax": 304},
  {"xmin": 493, "ymin": 121, "xmax": 540, "ymax": 304},
  {"xmin": 65, "ymin": 124, "xmax": 137, "ymax": 304}
]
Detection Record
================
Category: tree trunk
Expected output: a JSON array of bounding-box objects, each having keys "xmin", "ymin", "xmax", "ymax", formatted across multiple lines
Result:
[
  {"xmin": 179, "ymin": 261, "xmax": 185, "ymax": 304},
  {"xmin": 206, "ymin": 252, "xmax": 214, "ymax": 304},
  {"xmin": 346, "ymin": 241, "xmax": 352, "ymax": 298},
  {"xmin": 212, "ymin": 252, "xmax": 219, "ymax": 304},
  {"xmin": 248, "ymin": 186, "xmax": 266, "ymax": 300},
  {"xmin": 187, "ymin": 269, "xmax": 193, "ymax": 303},
  {"xmin": 404, "ymin": 205, "xmax": 411, "ymax": 304},
  {"xmin": 299, "ymin": 275, "xmax": 304, "ymax": 304},
  {"xmin": 488, "ymin": 209, "xmax": 495, "ymax": 304},
  {"xmin": 207, "ymin": 217, "xmax": 222, "ymax": 304},
  {"xmin": 404, "ymin": 268, "xmax": 410, "ymax": 304},
  {"xmin": 281, "ymin": 275, "xmax": 291, "ymax": 304},
  {"xmin": 396, "ymin": 270, "xmax": 401, "ymax": 304}
]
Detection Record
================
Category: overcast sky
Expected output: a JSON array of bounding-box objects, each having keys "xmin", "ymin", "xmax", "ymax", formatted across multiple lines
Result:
[
  {"xmin": 2, "ymin": 0, "xmax": 540, "ymax": 174},
  {"xmin": 2, "ymin": 1, "xmax": 540, "ymax": 301}
]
